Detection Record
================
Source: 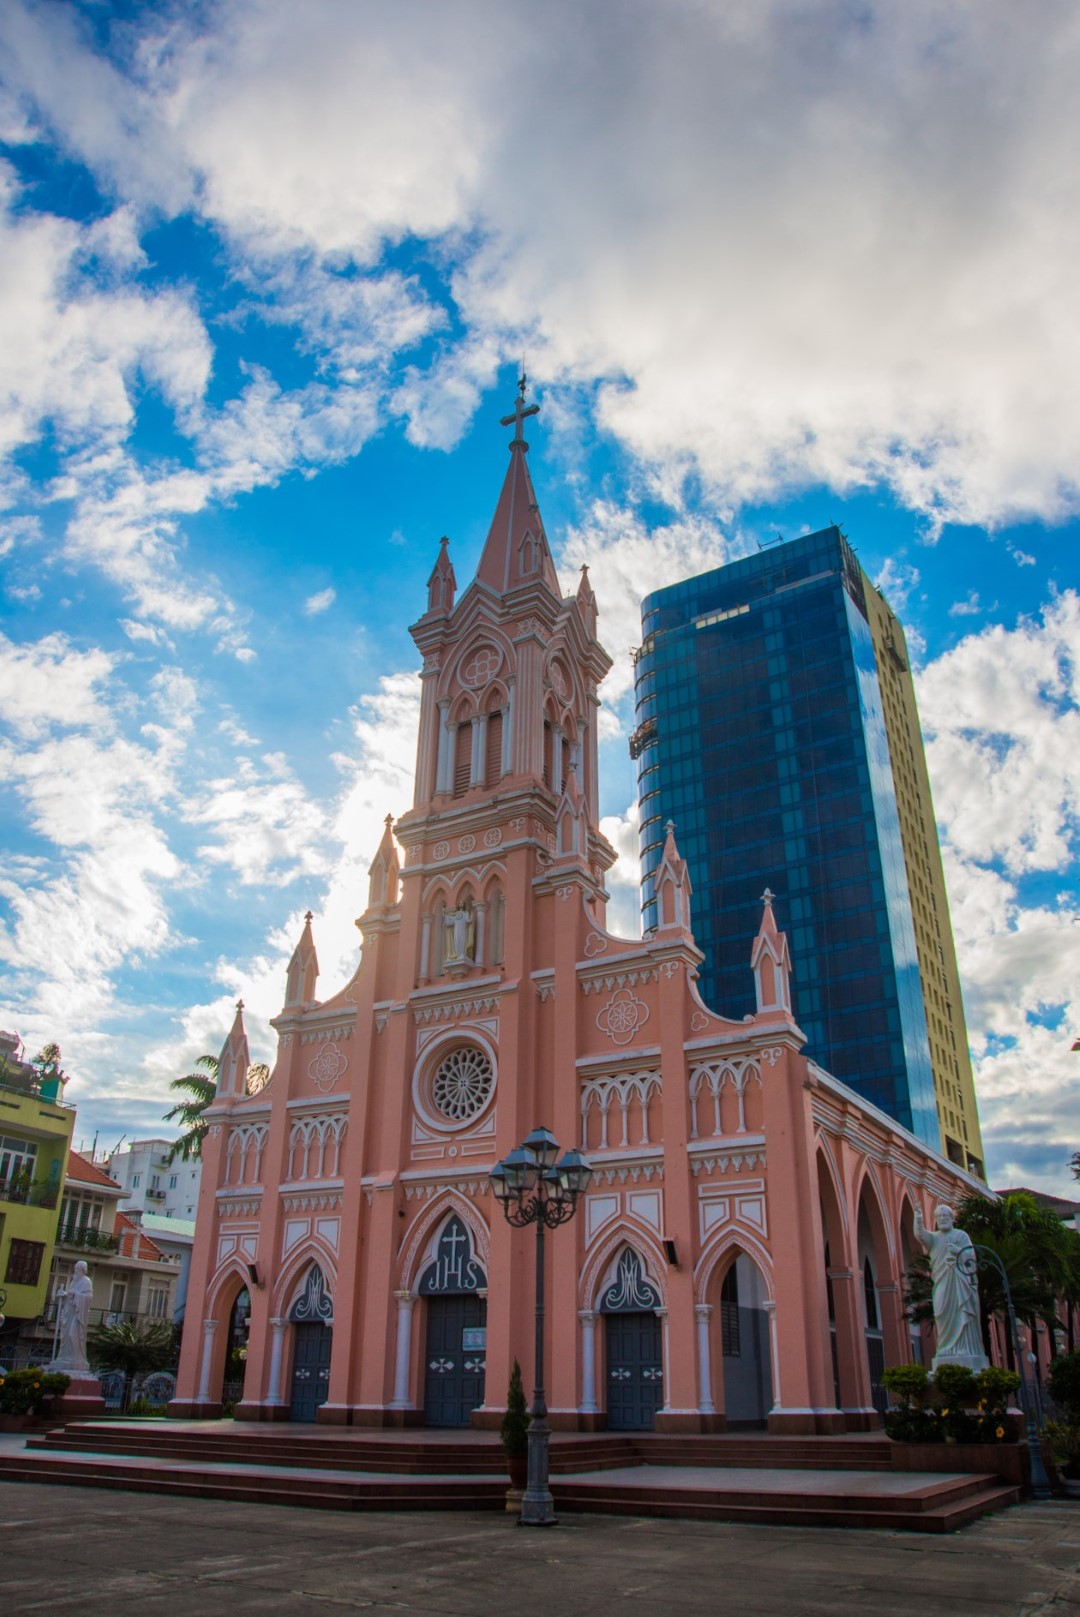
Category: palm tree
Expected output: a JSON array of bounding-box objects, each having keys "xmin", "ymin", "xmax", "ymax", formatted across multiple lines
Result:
[
  {"xmin": 164, "ymin": 1053, "xmax": 272, "ymax": 1162},
  {"xmin": 956, "ymin": 1192, "xmax": 1069, "ymax": 1365},
  {"xmin": 164, "ymin": 1055, "xmax": 218, "ymax": 1163}
]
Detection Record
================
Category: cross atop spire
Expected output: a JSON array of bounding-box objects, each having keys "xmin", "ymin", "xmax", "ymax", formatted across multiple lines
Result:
[{"xmin": 500, "ymin": 371, "xmax": 540, "ymax": 447}]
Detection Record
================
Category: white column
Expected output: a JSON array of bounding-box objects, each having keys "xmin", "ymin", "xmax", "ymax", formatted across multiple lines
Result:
[
  {"xmin": 763, "ymin": 1299, "xmax": 780, "ymax": 1408},
  {"xmin": 502, "ymin": 683, "xmax": 515, "ymax": 775},
  {"xmin": 695, "ymin": 1304, "xmax": 715, "ymax": 1413},
  {"xmin": 389, "ymin": 1291, "xmax": 416, "ymax": 1408},
  {"xmin": 579, "ymin": 1310, "xmax": 599, "ymax": 1412},
  {"xmin": 265, "ymin": 1317, "xmax": 288, "ymax": 1405},
  {"xmin": 196, "ymin": 1318, "xmax": 219, "ymax": 1403},
  {"xmin": 472, "ymin": 714, "xmax": 487, "ymax": 785},
  {"xmin": 419, "ymin": 912, "xmax": 432, "ymax": 983},
  {"xmin": 435, "ymin": 702, "xmax": 452, "ymax": 792},
  {"xmin": 655, "ymin": 1307, "xmax": 670, "ymax": 1410}
]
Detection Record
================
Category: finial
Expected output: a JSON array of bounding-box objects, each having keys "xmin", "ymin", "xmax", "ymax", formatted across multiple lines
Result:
[
  {"xmin": 761, "ymin": 888, "xmax": 774, "ymax": 906},
  {"xmin": 384, "ymin": 813, "xmax": 393, "ymax": 828},
  {"xmin": 236, "ymin": 999, "xmax": 244, "ymax": 1012},
  {"xmin": 665, "ymin": 819, "xmax": 676, "ymax": 836},
  {"xmin": 304, "ymin": 910, "xmax": 313, "ymax": 923},
  {"xmin": 439, "ymin": 535, "xmax": 449, "ymax": 549},
  {"xmin": 500, "ymin": 370, "xmax": 540, "ymax": 446}
]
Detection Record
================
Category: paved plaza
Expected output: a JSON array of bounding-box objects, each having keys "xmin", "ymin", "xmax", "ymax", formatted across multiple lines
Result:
[{"xmin": 0, "ymin": 1477, "xmax": 1077, "ymax": 1617}]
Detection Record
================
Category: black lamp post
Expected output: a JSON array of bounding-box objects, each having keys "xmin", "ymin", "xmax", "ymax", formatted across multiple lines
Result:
[
  {"xmin": 962, "ymin": 1242, "xmax": 1052, "ymax": 1500},
  {"xmin": 490, "ymin": 1128, "xmax": 592, "ymax": 1526}
]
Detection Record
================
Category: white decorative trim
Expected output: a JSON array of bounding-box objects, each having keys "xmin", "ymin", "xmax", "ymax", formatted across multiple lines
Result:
[
  {"xmin": 580, "ymin": 969, "xmax": 659, "ymax": 995},
  {"xmin": 596, "ymin": 988, "xmax": 651, "ymax": 1046},
  {"xmin": 299, "ymin": 1023, "xmax": 355, "ymax": 1046},
  {"xmin": 281, "ymin": 1192, "xmax": 344, "ymax": 1212},
  {"xmin": 413, "ymin": 994, "xmax": 500, "ymax": 1026},
  {"xmin": 583, "ymin": 931, "xmax": 609, "ymax": 957}
]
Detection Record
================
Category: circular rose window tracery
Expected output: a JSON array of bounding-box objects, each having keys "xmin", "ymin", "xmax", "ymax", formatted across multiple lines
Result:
[{"xmin": 430, "ymin": 1046, "xmax": 494, "ymax": 1124}]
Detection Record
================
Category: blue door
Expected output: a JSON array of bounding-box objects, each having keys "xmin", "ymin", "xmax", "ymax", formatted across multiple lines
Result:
[
  {"xmin": 290, "ymin": 1322, "xmax": 332, "ymax": 1422},
  {"xmin": 605, "ymin": 1311, "xmax": 663, "ymax": 1431},
  {"xmin": 423, "ymin": 1294, "xmax": 486, "ymax": 1427}
]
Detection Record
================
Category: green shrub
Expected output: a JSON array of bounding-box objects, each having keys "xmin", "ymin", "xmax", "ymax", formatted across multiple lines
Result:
[
  {"xmin": 500, "ymin": 1359, "xmax": 529, "ymax": 1458},
  {"xmin": 1044, "ymin": 1418, "xmax": 1080, "ymax": 1478},
  {"xmin": 0, "ymin": 1367, "xmax": 69, "ymax": 1415},
  {"xmin": 932, "ymin": 1363, "xmax": 978, "ymax": 1408},
  {"xmin": 882, "ymin": 1363, "xmax": 929, "ymax": 1409},
  {"xmin": 883, "ymin": 1407, "xmax": 942, "ymax": 1444},
  {"xmin": 975, "ymin": 1365, "xmax": 1020, "ymax": 1415},
  {"xmin": 1048, "ymin": 1351, "xmax": 1080, "ymax": 1421}
]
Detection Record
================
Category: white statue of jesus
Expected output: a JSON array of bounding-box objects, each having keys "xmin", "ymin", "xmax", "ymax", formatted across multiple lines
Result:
[
  {"xmin": 51, "ymin": 1259, "xmax": 93, "ymax": 1374},
  {"xmin": 913, "ymin": 1204, "xmax": 988, "ymax": 1372}
]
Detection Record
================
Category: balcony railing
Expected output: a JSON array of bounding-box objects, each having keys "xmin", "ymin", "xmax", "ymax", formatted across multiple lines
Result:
[
  {"xmin": 55, "ymin": 1224, "xmax": 119, "ymax": 1252},
  {"xmin": 0, "ymin": 1177, "xmax": 60, "ymax": 1209}
]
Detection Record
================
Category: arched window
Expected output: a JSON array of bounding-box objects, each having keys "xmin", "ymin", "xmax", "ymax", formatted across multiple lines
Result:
[
  {"xmin": 720, "ymin": 1264, "xmax": 741, "ymax": 1356},
  {"xmin": 453, "ymin": 722, "xmax": 472, "ymax": 797},
  {"xmin": 863, "ymin": 1257, "xmax": 879, "ymax": 1331},
  {"xmin": 488, "ymin": 889, "xmax": 505, "ymax": 966}
]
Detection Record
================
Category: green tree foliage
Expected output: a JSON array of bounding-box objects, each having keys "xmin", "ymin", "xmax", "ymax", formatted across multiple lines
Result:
[
  {"xmin": 500, "ymin": 1358, "xmax": 529, "ymax": 1457},
  {"xmin": 88, "ymin": 1320, "xmax": 178, "ymax": 1379},
  {"xmin": 164, "ymin": 1053, "xmax": 271, "ymax": 1163},
  {"xmin": 164, "ymin": 1055, "xmax": 218, "ymax": 1163}
]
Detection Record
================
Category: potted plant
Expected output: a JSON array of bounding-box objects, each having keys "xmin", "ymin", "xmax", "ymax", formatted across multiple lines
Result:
[{"xmin": 500, "ymin": 1359, "xmax": 529, "ymax": 1490}]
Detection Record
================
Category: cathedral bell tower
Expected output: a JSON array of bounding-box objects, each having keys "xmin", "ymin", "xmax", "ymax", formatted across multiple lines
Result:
[{"xmin": 393, "ymin": 376, "xmax": 617, "ymax": 990}]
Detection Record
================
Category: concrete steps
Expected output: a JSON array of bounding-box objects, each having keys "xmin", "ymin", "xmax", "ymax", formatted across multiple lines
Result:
[
  {"xmin": 0, "ymin": 1423, "xmax": 1020, "ymax": 1532},
  {"xmin": 554, "ymin": 1472, "xmax": 1021, "ymax": 1533}
]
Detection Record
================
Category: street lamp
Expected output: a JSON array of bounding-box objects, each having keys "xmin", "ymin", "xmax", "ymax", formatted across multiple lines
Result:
[
  {"xmin": 961, "ymin": 1242, "xmax": 1052, "ymax": 1500},
  {"xmin": 490, "ymin": 1127, "xmax": 592, "ymax": 1525}
]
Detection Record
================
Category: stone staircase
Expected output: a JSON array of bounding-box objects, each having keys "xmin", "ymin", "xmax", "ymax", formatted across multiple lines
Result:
[{"xmin": 0, "ymin": 1421, "xmax": 1020, "ymax": 1531}]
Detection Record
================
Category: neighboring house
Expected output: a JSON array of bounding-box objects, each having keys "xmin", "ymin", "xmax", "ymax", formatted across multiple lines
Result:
[
  {"xmin": 137, "ymin": 1213, "xmax": 196, "ymax": 1326},
  {"xmin": 11, "ymin": 1150, "xmax": 182, "ymax": 1366},
  {"xmin": 0, "ymin": 1030, "xmax": 75, "ymax": 1351},
  {"xmin": 108, "ymin": 1137, "xmax": 202, "ymax": 1220}
]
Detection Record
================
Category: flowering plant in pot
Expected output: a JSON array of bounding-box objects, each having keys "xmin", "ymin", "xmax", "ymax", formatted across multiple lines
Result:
[{"xmin": 500, "ymin": 1360, "xmax": 529, "ymax": 1488}]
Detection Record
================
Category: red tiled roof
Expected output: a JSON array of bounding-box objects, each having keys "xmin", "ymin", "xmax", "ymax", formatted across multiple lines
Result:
[
  {"xmin": 114, "ymin": 1210, "xmax": 168, "ymax": 1262},
  {"xmin": 66, "ymin": 1149, "xmax": 123, "ymax": 1190}
]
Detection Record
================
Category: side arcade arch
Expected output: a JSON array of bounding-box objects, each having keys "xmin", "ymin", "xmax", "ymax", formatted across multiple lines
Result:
[{"xmin": 696, "ymin": 1234, "xmax": 776, "ymax": 1426}]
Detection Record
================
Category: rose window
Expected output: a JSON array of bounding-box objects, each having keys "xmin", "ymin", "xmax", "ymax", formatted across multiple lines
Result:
[{"xmin": 431, "ymin": 1046, "xmax": 494, "ymax": 1124}]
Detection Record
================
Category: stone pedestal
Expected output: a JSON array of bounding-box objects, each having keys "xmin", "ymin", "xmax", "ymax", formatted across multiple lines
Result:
[
  {"xmin": 931, "ymin": 1352, "xmax": 990, "ymax": 1375},
  {"xmin": 57, "ymin": 1373, "xmax": 105, "ymax": 1418}
]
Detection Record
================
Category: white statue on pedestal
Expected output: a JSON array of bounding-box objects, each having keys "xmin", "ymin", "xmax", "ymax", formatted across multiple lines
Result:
[
  {"xmin": 51, "ymin": 1259, "xmax": 93, "ymax": 1374},
  {"xmin": 914, "ymin": 1204, "xmax": 989, "ymax": 1372}
]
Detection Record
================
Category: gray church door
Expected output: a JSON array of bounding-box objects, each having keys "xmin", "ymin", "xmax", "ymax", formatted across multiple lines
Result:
[
  {"xmin": 600, "ymin": 1248, "xmax": 664, "ymax": 1432},
  {"xmin": 419, "ymin": 1215, "xmax": 487, "ymax": 1428},
  {"xmin": 290, "ymin": 1322, "xmax": 332, "ymax": 1421}
]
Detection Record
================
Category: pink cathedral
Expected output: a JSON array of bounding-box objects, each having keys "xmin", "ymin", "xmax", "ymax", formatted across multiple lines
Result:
[{"xmin": 173, "ymin": 386, "xmax": 981, "ymax": 1435}]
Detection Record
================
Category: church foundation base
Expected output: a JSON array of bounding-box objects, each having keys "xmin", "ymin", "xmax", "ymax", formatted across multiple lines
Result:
[
  {"xmin": 838, "ymin": 1408, "xmax": 882, "ymax": 1433},
  {"xmin": 340, "ymin": 1407, "xmax": 424, "ymax": 1428},
  {"xmin": 471, "ymin": 1409, "xmax": 609, "ymax": 1433},
  {"xmin": 768, "ymin": 1409, "xmax": 848, "ymax": 1435},
  {"xmin": 167, "ymin": 1401, "xmax": 223, "ymax": 1419},
  {"xmin": 234, "ymin": 1402, "xmax": 290, "ymax": 1422},
  {"xmin": 655, "ymin": 1412, "xmax": 727, "ymax": 1434}
]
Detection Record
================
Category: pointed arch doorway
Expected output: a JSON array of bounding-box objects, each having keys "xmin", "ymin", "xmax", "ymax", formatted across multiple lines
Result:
[
  {"xmin": 600, "ymin": 1249, "xmax": 664, "ymax": 1431},
  {"xmin": 289, "ymin": 1264, "xmax": 333, "ymax": 1423},
  {"xmin": 419, "ymin": 1215, "xmax": 488, "ymax": 1427}
]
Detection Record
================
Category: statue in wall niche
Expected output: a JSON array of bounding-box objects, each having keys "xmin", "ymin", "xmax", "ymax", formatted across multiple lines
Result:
[
  {"xmin": 914, "ymin": 1204, "xmax": 989, "ymax": 1372},
  {"xmin": 443, "ymin": 901, "xmax": 475, "ymax": 964},
  {"xmin": 51, "ymin": 1258, "xmax": 93, "ymax": 1373}
]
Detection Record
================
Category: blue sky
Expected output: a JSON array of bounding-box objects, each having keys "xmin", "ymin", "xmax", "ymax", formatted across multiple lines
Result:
[{"xmin": 0, "ymin": 1, "xmax": 1077, "ymax": 1192}]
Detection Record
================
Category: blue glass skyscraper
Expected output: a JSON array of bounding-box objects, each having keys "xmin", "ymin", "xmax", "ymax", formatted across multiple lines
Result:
[{"xmin": 633, "ymin": 525, "xmax": 979, "ymax": 1164}]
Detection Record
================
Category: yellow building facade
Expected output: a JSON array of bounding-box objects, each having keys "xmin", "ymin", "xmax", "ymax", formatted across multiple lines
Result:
[
  {"xmin": 0, "ymin": 1035, "xmax": 75, "ymax": 1328},
  {"xmin": 862, "ymin": 589, "xmax": 984, "ymax": 1176}
]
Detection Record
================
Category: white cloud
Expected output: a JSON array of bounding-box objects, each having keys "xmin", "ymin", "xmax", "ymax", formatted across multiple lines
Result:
[
  {"xmin": 0, "ymin": 631, "xmax": 118, "ymax": 739},
  {"xmin": 949, "ymin": 590, "xmax": 985, "ymax": 617},
  {"xmin": 303, "ymin": 587, "xmax": 336, "ymax": 616},
  {"xmin": 874, "ymin": 559, "xmax": 920, "ymax": 613},
  {"xmin": 557, "ymin": 502, "xmax": 741, "ymax": 709}
]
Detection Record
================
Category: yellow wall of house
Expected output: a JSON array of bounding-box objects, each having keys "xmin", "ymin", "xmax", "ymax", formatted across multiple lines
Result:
[{"xmin": 0, "ymin": 1089, "xmax": 75, "ymax": 1322}]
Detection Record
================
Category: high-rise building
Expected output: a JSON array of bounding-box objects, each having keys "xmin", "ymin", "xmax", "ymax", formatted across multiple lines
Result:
[{"xmin": 633, "ymin": 525, "xmax": 983, "ymax": 1175}]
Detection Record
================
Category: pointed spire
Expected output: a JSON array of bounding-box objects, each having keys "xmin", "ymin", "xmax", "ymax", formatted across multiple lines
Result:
[
  {"xmin": 367, "ymin": 813, "xmax": 400, "ymax": 910},
  {"xmin": 576, "ymin": 564, "xmax": 598, "ymax": 634},
  {"xmin": 474, "ymin": 375, "xmax": 561, "ymax": 598},
  {"xmin": 751, "ymin": 888, "xmax": 792, "ymax": 1015},
  {"xmin": 425, "ymin": 535, "xmax": 456, "ymax": 614},
  {"xmin": 217, "ymin": 999, "xmax": 251, "ymax": 1099},
  {"xmin": 653, "ymin": 820, "xmax": 693, "ymax": 934},
  {"xmin": 284, "ymin": 911, "xmax": 319, "ymax": 1009}
]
